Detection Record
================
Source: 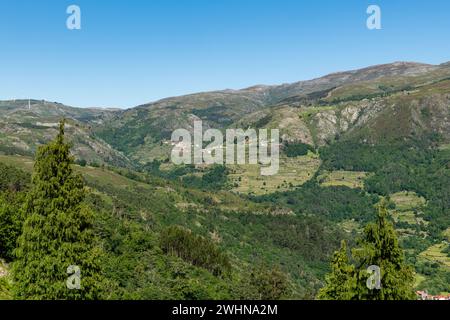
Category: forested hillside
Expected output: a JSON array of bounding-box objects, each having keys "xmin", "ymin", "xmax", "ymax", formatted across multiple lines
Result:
[{"xmin": 1, "ymin": 61, "xmax": 449, "ymax": 299}]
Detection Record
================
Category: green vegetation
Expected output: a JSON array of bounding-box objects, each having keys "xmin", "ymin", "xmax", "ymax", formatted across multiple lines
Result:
[
  {"xmin": 246, "ymin": 265, "xmax": 290, "ymax": 300},
  {"xmin": 2, "ymin": 62, "xmax": 450, "ymax": 299},
  {"xmin": 318, "ymin": 202, "xmax": 416, "ymax": 300},
  {"xmin": 0, "ymin": 162, "xmax": 30, "ymax": 192},
  {"xmin": 317, "ymin": 171, "xmax": 368, "ymax": 189},
  {"xmin": 0, "ymin": 192, "xmax": 24, "ymax": 262},
  {"xmin": 319, "ymin": 135, "xmax": 450, "ymax": 294},
  {"xmin": 256, "ymin": 181, "xmax": 378, "ymax": 223},
  {"xmin": 144, "ymin": 162, "xmax": 230, "ymax": 191},
  {"xmin": 0, "ymin": 259, "xmax": 11, "ymax": 300},
  {"xmin": 283, "ymin": 142, "xmax": 315, "ymax": 157},
  {"xmin": 0, "ymin": 276, "xmax": 12, "ymax": 300},
  {"xmin": 229, "ymin": 154, "xmax": 320, "ymax": 195},
  {"xmin": 12, "ymin": 121, "xmax": 106, "ymax": 300},
  {"xmin": 419, "ymin": 243, "xmax": 450, "ymax": 268},
  {"xmin": 0, "ymin": 130, "xmax": 304, "ymax": 299},
  {"xmin": 390, "ymin": 191, "xmax": 426, "ymax": 211},
  {"xmin": 1, "ymin": 119, "xmax": 448, "ymax": 299},
  {"xmin": 0, "ymin": 163, "xmax": 29, "ymax": 262},
  {"xmin": 160, "ymin": 226, "xmax": 231, "ymax": 276}
]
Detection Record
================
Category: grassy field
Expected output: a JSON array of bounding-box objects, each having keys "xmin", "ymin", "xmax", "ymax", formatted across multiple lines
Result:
[
  {"xmin": 443, "ymin": 228, "xmax": 450, "ymax": 242},
  {"xmin": 419, "ymin": 243, "xmax": 450, "ymax": 268},
  {"xmin": 390, "ymin": 191, "xmax": 426, "ymax": 211},
  {"xmin": 389, "ymin": 191, "xmax": 428, "ymax": 227},
  {"xmin": 0, "ymin": 154, "xmax": 151, "ymax": 190},
  {"xmin": 338, "ymin": 219, "xmax": 361, "ymax": 233},
  {"xmin": 415, "ymin": 242, "xmax": 450, "ymax": 294},
  {"xmin": 414, "ymin": 273, "xmax": 427, "ymax": 288},
  {"xmin": 79, "ymin": 165, "xmax": 152, "ymax": 190},
  {"xmin": 392, "ymin": 211, "xmax": 418, "ymax": 225},
  {"xmin": 317, "ymin": 170, "xmax": 368, "ymax": 189},
  {"xmin": 0, "ymin": 155, "xmax": 34, "ymax": 172},
  {"xmin": 228, "ymin": 153, "xmax": 320, "ymax": 195}
]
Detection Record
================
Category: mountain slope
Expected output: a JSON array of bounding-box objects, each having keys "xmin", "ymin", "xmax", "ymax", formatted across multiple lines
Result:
[
  {"xmin": 0, "ymin": 100, "xmax": 130, "ymax": 167},
  {"xmin": 2, "ymin": 61, "xmax": 450, "ymax": 167},
  {"xmin": 1, "ymin": 61, "xmax": 450, "ymax": 297},
  {"xmin": 94, "ymin": 61, "xmax": 450, "ymax": 163}
]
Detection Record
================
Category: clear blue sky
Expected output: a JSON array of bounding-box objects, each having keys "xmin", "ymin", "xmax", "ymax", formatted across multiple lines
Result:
[{"xmin": 1, "ymin": 0, "xmax": 449, "ymax": 108}]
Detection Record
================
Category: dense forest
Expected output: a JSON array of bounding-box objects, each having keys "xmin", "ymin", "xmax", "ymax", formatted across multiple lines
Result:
[{"xmin": 2, "ymin": 120, "xmax": 447, "ymax": 299}]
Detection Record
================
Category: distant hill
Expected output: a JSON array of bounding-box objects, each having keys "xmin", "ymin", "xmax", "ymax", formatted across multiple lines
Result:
[
  {"xmin": 2, "ymin": 61, "xmax": 450, "ymax": 166},
  {"xmin": 0, "ymin": 100, "xmax": 130, "ymax": 167},
  {"xmin": 93, "ymin": 61, "xmax": 450, "ymax": 163}
]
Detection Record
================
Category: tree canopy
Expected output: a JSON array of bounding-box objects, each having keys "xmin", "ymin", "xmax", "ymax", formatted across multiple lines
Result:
[
  {"xmin": 12, "ymin": 120, "xmax": 105, "ymax": 300},
  {"xmin": 318, "ymin": 201, "xmax": 416, "ymax": 300}
]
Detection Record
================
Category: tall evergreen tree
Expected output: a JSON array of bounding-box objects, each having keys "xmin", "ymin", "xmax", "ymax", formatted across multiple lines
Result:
[
  {"xmin": 317, "ymin": 241, "xmax": 356, "ymax": 300},
  {"xmin": 12, "ymin": 120, "xmax": 105, "ymax": 299},
  {"xmin": 318, "ymin": 201, "xmax": 416, "ymax": 300},
  {"xmin": 352, "ymin": 201, "xmax": 416, "ymax": 300}
]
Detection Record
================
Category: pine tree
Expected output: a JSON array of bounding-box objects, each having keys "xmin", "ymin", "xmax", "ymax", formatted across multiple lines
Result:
[
  {"xmin": 12, "ymin": 120, "xmax": 105, "ymax": 300},
  {"xmin": 318, "ymin": 201, "xmax": 416, "ymax": 300},
  {"xmin": 317, "ymin": 240, "xmax": 356, "ymax": 300},
  {"xmin": 352, "ymin": 201, "xmax": 416, "ymax": 300}
]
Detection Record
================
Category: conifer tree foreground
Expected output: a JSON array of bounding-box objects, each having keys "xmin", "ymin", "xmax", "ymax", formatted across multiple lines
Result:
[
  {"xmin": 317, "ymin": 241, "xmax": 357, "ymax": 300},
  {"xmin": 318, "ymin": 201, "xmax": 416, "ymax": 300},
  {"xmin": 12, "ymin": 120, "xmax": 105, "ymax": 299}
]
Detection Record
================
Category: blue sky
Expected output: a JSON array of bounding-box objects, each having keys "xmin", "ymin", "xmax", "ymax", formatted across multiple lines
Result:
[{"xmin": 1, "ymin": 0, "xmax": 449, "ymax": 108}]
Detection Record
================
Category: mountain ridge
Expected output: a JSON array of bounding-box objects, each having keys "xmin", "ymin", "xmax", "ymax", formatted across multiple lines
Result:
[
  {"xmin": 2, "ymin": 60, "xmax": 444, "ymax": 111},
  {"xmin": 94, "ymin": 60, "xmax": 450, "ymax": 162},
  {"xmin": 2, "ymin": 60, "xmax": 450, "ymax": 164}
]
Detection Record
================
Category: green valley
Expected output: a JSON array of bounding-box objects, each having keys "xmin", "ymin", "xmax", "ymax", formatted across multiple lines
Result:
[{"xmin": 1, "ymin": 61, "xmax": 450, "ymax": 299}]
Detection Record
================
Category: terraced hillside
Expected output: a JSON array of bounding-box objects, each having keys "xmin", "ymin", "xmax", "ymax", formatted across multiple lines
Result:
[
  {"xmin": 0, "ymin": 155, "xmax": 347, "ymax": 299},
  {"xmin": 1, "ymin": 61, "xmax": 450, "ymax": 297},
  {"xmin": 2, "ymin": 62, "xmax": 450, "ymax": 166},
  {"xmin": 95, "ymin": 62, "xmax": 450, "ymax": 163}
]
